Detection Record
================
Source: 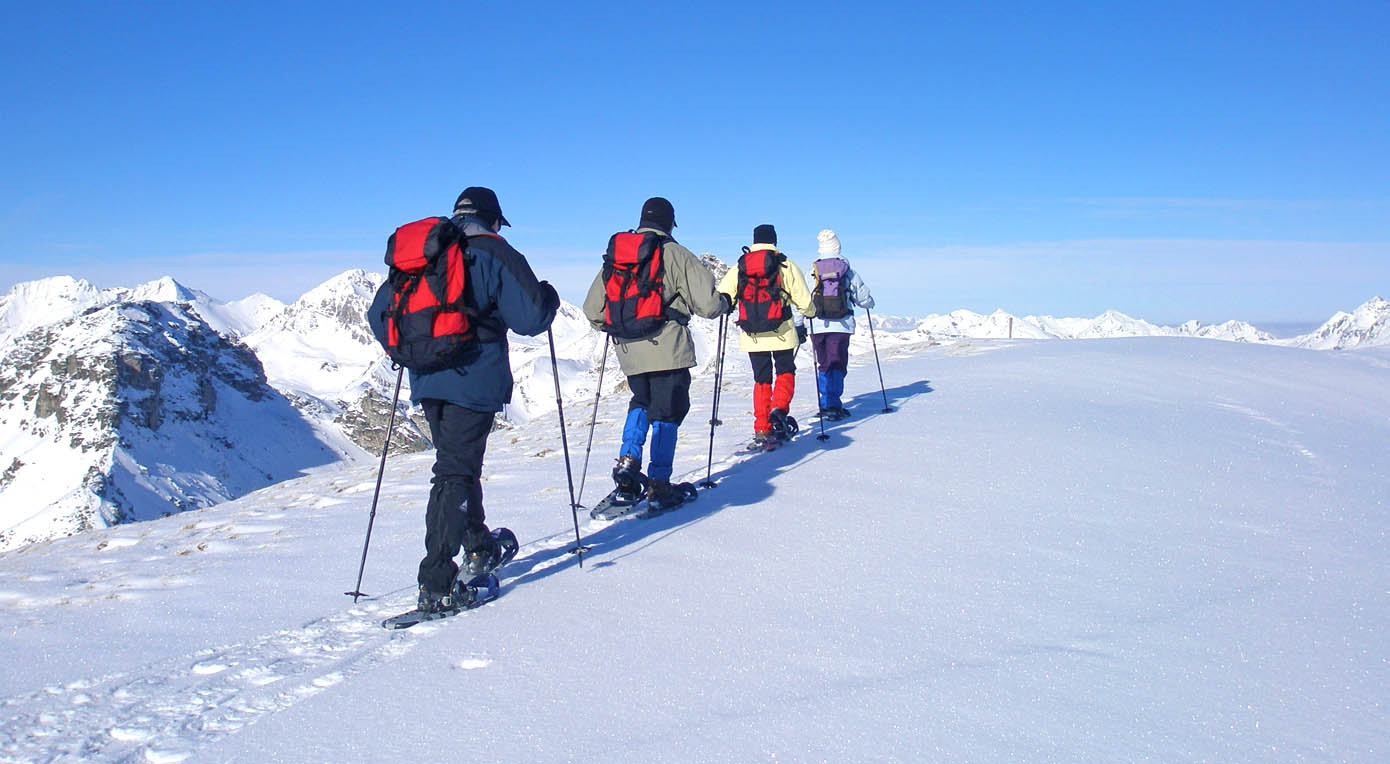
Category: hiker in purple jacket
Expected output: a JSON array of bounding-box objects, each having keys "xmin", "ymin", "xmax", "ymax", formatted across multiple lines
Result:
[{"xmin": 806, "ymin": 229, "xmax": 874, "ymax": 421}]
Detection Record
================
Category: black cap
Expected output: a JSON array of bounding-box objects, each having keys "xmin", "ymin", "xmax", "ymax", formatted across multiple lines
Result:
[
  {"xmin": 639, "ymin": 196, "xmax": 676, "ymax": 232},
  {"xmin": 753, "ymin": 224, "xmax": 777, "ymax": 245},
  {"xmin": 453, "ymin": 186, "xmax": 510, "ymax": 227}
]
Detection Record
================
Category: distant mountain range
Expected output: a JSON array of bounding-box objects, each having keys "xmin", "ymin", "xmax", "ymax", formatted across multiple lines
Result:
[{"xmin": 0, "ymin": 266, "xmax": 1385, "ymax": 552}]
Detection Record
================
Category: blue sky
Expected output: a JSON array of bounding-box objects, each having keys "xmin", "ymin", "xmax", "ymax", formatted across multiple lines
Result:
[{"xmin": 2, "ymin": 0, "xmax": 1386, "ymax": 325}]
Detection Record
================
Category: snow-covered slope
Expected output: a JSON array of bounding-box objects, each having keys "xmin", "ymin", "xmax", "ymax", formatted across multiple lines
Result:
[
  {"xmin": 0, "ymin": 300, "xmax": 342, "ymax": 551},
  {"xmin": 0, "ymin": 340, "xmax": 1384, "ymax": 762},
  {"xmin": 1287, "ymin": 296, "xmax": 1390, "ymax": 349}
]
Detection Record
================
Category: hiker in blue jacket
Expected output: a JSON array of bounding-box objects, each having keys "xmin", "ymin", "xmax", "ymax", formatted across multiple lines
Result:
[
  {"xmin": 806, "ymin": 229, "xmax": 874, "ymax": 420},
  {"xmin": 367, "ymin": 186, "xmax": 559, "ymax": 613}
]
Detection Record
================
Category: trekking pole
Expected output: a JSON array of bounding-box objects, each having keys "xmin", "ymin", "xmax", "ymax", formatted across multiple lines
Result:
[
  {"xmin": 865, "ymin": 308, "xmax": 894, "ymax": 413},
  {"xmin": 346, "ymin": 363, "xmax": 405, "ymax": 602},
  {"xmin": 548, "ymin": 327, "xmax": 589, "ymax": 565},
  {"xmin": 699, "ymin": 313, "xmax": 730, "ymax": 488},
  {"xmin": 574, "ymin": 335, "xmax": 610, "ymax": 508},
  {"xmin": 807, "ymin": 321, "xmax": 829, "ymax": 441}
]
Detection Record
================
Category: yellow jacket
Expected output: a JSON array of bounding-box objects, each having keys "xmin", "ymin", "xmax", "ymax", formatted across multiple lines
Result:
[{"xmin": 717, "ymin": 244, "xmax": 816, "ymax": 352}]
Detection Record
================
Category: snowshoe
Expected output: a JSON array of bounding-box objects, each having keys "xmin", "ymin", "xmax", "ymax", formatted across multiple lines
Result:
[
  {"xmin": 818, "ymin": 406, "xmax": 849, "ymax": 422},
  {"xmin": 747, "ymin": 432, "xmax": 774, "ymax": 452},
  {"xmin": 463, "ymin": 527, "xmax": 519, "ymax": 578},
  {"xmin": 590, "ymin": 485, "xmax": 647, "ymax": 520},
  {"xmin": 643, "ymin": 480, "xmax": 698, "ymax": 516},
  {"xmin": 611, "ymin": 455, "xmax": 648, "ymax": 496},
  {"xmin": 383, "ymin": 574, "xmax": 501, "ymax": 630},
  {"xmin": 768, "ymin": 408, "xmax": 798, "ymax": 443}
]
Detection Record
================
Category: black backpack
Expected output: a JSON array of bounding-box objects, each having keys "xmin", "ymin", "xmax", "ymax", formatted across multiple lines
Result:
[
  {"xmin": 601, "ymin": 230, "xmax": 670, "ymax": 339},
  {"xmin": 380, "ymin": 217, "xmax": 477, "ymax": 372},
  {"xmin": 735, "ymin": 248, "xmax": 791, "ymax": 333}
]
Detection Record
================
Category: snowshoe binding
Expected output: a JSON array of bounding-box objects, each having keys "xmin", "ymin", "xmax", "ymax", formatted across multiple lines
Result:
[
  {"xmin": 818, "ymin": 406, "xmax": 850, "ymax": 422},
  {"xmin": 463, "ymin": 527, "xmax": 519, "ymax": 578},
  {"xmin": 643, "ymin": 479, "xmax": 698, "ymax": 517},
  {"xmin": 590, "ymin": 456, "xmax": 649, "ymax": 520},
  {"xmin": 768, "ymin": 408, "xmax": 799, "ymax": 444}
]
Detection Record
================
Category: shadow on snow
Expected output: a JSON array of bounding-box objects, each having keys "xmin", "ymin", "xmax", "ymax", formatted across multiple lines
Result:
[{"xmin": 498, "ymin": 378, "xmax": 934, "ymax": 588}]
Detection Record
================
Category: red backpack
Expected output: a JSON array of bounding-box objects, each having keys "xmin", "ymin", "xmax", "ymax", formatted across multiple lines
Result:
[
  {"xmin": 601, "ymin": 230, "xmax": 670, "ymax": 339},
  {"xmin": 735, "ymin": 248, "xmax": 791, "ymax": 333},
  {"xmin": 381, "ymin": 217, "xmax": 477, "ymax": 372}
]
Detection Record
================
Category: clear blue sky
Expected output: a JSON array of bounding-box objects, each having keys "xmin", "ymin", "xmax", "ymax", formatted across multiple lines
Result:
[{"xmin": 2, "ymin": 0, "xmax": 1387, "ymax": 325}]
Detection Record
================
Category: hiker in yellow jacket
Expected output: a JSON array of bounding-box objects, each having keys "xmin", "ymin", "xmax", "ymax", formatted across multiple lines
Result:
[{"xmin": 716, "ymin": 224, "xmax": 816, "ymax": 446}]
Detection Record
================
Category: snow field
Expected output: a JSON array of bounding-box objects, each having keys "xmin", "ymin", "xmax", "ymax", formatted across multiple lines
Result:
[{"xmin": 0, "ymin": 338, "xmax": 1385, "ymax": 762}]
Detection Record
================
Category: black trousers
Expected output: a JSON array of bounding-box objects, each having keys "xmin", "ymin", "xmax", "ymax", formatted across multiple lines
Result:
[
  {"xmin": 418, "ymin": 399, "xmax": 494, "ymax": 594},
  {"xmin": 749, "ymin": 348, "xmax": 797, "ymax": 384},
  {"xmin": 627, "ymin": 368, "xmax": 692, "ymax": 424}
]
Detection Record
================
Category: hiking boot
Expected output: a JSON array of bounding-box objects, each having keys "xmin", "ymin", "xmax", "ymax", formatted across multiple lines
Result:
[
  {"xmin": 462, "ymin": 534, "xmax": 501, "ymax": 578},
  {"xmin": 768, "ymin": 408, "xmax": 798, "ymax": 440},
  {"xmin": 612, "ymin": 455, "xmax": 647, "ymax": 497},
  {"xmin": 646, "ymin": 479, "xmax": 694, "ymax": 513},
  {"xmin": 417, "ymin": 585, "xmax": 455, "ymax": 614}
]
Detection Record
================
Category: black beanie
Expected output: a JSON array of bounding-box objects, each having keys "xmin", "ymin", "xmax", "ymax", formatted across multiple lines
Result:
[
  {"xmin": 753, "ymin": 224, "xmax": 777, "ymax": 245},
  {"xmin": 639, "ymin": 197, "xmax": 676, "ymax": 232}
]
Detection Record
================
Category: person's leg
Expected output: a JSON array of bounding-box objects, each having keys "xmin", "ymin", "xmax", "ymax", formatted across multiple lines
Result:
[
  {"xmin": 612, "ymin": 374, "xmax": 652, "ymax": 493},
  {"xmin": 645, "ymin": 369, "xmax": 692, "ymax": 482},
  {"xmin": 750, "ymin": 352, "xmax": 774, "ymax": 436},
  {"xmin": 770, "ymin": 348, "xmax": 797, "ymax": 413},
  {"xmin": 418, "ymin": 400, "xmax": 495, "ymax": 595},
  {"xmin": 824, "ymin": 332, "xmax": 850, "ymax": 411},
  {"xmin": 812, "ymin": 333, "xmax": 832, "ymax": 410},
  {"xmin": 620, "ymin": 395, "xmax": 650, "ymax": 463}
]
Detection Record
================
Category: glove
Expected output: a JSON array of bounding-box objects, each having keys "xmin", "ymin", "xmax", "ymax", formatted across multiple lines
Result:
[
  {"xmin": 538, "ymin": 280, "xmax": 560, "ymax": 313},
  {"xmin": 796, "ymin": 325, "xmax": 808, "ymax": 345},
  {"xmin": 719, "ymin": 293, "xmax": 734, "ymax": 316}
]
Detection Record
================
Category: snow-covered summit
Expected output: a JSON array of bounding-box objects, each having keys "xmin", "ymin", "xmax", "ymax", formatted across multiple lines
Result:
[
  {"xmin": 126, "ymin": 276, "xmax": 207, "ymax": 304},
  {"xmin": 1288, "ymin": 296, "xmax": 1390, "ymax": 350},
  {"xmin": 0, "ymin": 275, "xmax": 115, "ymax": 344},
  {"xmin": 244, "ymin": 269, "xmax": 385, "ymax": 399}
]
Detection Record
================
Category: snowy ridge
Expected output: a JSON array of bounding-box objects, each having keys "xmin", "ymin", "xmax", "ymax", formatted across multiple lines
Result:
[
  {"xmin": 0, "ymin": 300, "xmax": 341, "ymax": 551},
  {"xmin": 0, "ymin": 275, "xmax": 116, "ymax": 345},
  {"xmin": 0, "ymin": 339, "xmax": 1384, "ymax": 761},
  {"xmin": 917, "ymin": 306, "xmax": 1276, "ymax": 343},
  {"xmin": 1286, "ymin": 296, "xmax": 1390, "ymax": 349},
  {"xmin": 1, "ymin": 269, "xmax": 1386, "ymax": 552}
]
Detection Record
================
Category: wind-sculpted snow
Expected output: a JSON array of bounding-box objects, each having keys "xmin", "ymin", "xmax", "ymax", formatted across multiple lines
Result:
[{"xmin": 0, "ymin": 339, "xmax": 1385, "ymax": 761}]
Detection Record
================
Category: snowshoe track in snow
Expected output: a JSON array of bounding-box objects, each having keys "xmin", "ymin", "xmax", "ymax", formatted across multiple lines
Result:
[{"xmin": 0, "ymin": 588, "xmax": 485, "ymax": 762}]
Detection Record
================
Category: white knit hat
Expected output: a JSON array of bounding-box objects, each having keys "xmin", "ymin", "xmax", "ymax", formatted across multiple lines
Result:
[{"xmin": 817, "ymin": 229, "xmax": 841, "ymax": 256}]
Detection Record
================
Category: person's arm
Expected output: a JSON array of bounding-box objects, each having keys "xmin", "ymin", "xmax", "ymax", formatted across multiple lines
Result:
[
  {"xmin": 668, "ymin": 244, "xmax": 725, "ymax": 320},
  {"xmin": 487, "ymin": 241, "xmax": 558, "ymax": 337},
  {"xmin": 366, "ymin": 280, "xmax": 393, "ymax": 350},
  {"xmin": 851, "ymin": 269, "xmax": 875, "ymax": 310},
  {"xmin": 581, "ymin": 271, "xmax": 608, "ymax": 330},
  {"xmin": 783, "ymin": 260, "xmax": 817, "ymax": 318},
  {"xmin": 716, "ymin": 268, "xmax": 738, "ymax": 302}
]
